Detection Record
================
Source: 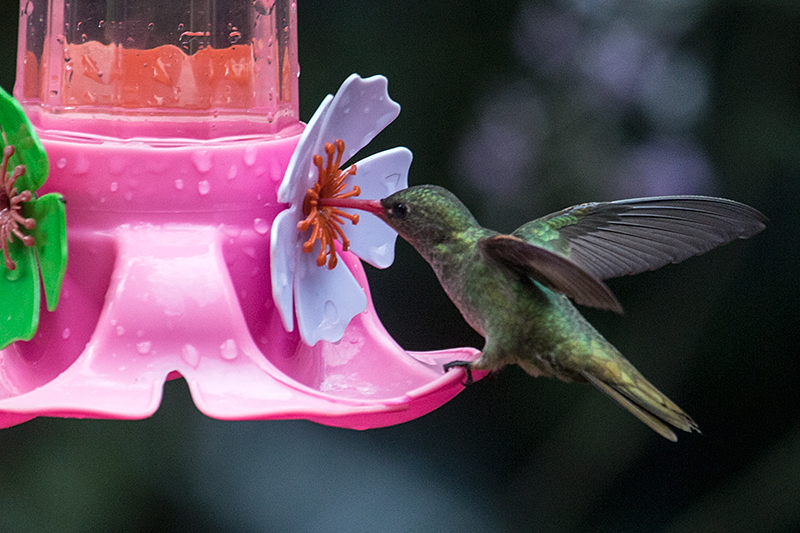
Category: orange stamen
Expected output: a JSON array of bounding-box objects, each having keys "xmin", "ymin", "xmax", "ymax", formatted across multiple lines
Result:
[{"xmin": 296, "ymin": 139, "xmax": 362, "ymax": 270}]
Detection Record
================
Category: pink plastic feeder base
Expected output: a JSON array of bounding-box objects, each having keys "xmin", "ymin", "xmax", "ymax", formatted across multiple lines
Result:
[{"xmin": 0, "ymin": 126, "xmax": 482, "ymax": 429}]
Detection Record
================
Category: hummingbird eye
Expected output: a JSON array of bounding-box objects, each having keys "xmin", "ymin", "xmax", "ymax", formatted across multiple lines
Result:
[{"xmin": 392, "ymin": 202, "xmax": 408, "ymax": 219}]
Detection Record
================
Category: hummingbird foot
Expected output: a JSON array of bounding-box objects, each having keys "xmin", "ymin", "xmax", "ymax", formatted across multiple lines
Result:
[{"xmin": 443, "ymin": 360, "xmax": 474, "ymax": 386}]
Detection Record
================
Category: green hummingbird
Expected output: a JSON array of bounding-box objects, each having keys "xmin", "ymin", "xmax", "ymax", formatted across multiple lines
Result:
[{"xmin": 355, "ymin": 185, "xmax": 766, "ymax": 441}]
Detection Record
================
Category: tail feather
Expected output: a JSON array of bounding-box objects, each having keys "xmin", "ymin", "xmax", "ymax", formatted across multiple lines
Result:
[{"xmin": 580, "ymin": 370, "xmax": 699, "ymax": 441}]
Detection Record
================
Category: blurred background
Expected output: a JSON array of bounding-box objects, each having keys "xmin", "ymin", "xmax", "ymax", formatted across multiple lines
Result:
[{"xmin": 1, "ymin": 0, "xmax": 798, "ymax": 531}]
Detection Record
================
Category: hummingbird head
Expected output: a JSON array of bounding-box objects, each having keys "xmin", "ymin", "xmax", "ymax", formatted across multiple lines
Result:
[{"xmin": 379, "ymin": 185, "xmax": 479, "ymax": 250}]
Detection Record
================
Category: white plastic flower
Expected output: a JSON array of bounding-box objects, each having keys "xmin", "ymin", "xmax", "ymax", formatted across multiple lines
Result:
[{"xmin": 270, "ymin": 74, "xmax": 412, "ymax": 345}]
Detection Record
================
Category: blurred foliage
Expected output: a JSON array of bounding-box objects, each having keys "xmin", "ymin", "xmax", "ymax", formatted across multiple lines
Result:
[{"xmin": 2, "ymin": 0, "xmax": 799, "ymax": 532}]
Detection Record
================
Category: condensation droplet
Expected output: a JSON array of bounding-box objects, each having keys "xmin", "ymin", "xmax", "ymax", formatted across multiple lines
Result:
[
  {"xmin": 227, "ymin": 165, "xmax": 238, "ymax": 180},
  {"xmin": 174, "ymin": 178, "xmax": 184, "ymax": 190},
  {"xmin": 198, "ymin": 180, "xmax": 211, "ymax": 195},
  {"xmin": 243, "ymin": 145, "xmax": 257, "ymax": 167},
  {"xmin": 324, "ymin": 300, "xmax": 337, "ymax": 321},
  {"xmin": 56, "ymin": 158, "xmax": 67, "ymax": 169},
  {"xmin": 192, "ymin": 150, "xmax": 213, "ymax": 173},
  {"xmin": 109, "ymin": 181, "xmax": 118, "ymax": 192},
  {"xmin": 25, "ymin": 1, "xmax": 34, "ymax": 16},
  {"xmin": 182, "ymin": 344, "xmax": 200, "ymax": 368},
  {"xmin": 220, "ymin": 339, "xmax": 238, "ymax": 360},
  {"xmin": 116, "ymin": 325, "xmax": 125, "ymax": 336},
  {"xmin": 136, "ymin": 341, "xmax": 152, "ymax": 354},
  {"xmin": 61, "ymin": 328, "xmax": 71, "ymax": 340},
  {"xmin": 253, "ymin": 218, "xmax": 270, "ymax": 235}
]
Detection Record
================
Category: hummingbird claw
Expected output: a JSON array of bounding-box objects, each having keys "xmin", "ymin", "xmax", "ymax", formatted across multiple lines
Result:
[{"xmin": 443, "ymin": 360, "xmax": 474, "ymax": 386}]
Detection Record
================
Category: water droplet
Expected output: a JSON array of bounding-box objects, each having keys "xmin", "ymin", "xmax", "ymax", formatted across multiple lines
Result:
[
  {"xmin": 227, "ymin": 165, "xmax": 238, "ymax": 180},
  {"xmin": 136, "ymin": 341, "xmax": 152, "ymax": 354},
  {"xmin": 115, "ymin": 325, "xmax": 125, "ymax": 336},
  {"xmin": 191, "ymin": 150, "xmax": 213, "ymax": 173},
  {"xmin": 243, "ymin": 145, "xmax": 257, "ymax": 167},
  {"xmin": 253, "ymin": 218, "xmax": 270, "ymax": 235},
  {"xmin": 147, "ymin": 22, "xmax": 155, "ymax": 32},
  {"xmin": 61, "ymin": 328, "xmax": 71, "ymax": 340},
  {"xmin": 174, "ymin": 178, "xmax": 184, "ymax": 190},
  {"xmin": 324, "ymin": 300, "xmax": 337, "ymax": 322},
  {"xmin": 229, "ymin": 31, "xmax": 242, "ymax": 44},
  {"xmin": 109, "ymin": 181, "xmax": 118, "ymax": 192},
  {"xmin": 182, "ymin": 344, "xmax": 200, "ymax": 368},
  {"xmin": 198, "ymin": 180, "xmax": 211, "ymax": 195},
  {"xmin": 56, "ymin": 157, "xmax": 67, "ymax": 169},
  {"xmin": 221, "ymin": 225, "xmax": 241, "ymax": 238},
  {"xmin": 25, "ymin": 1, "xmax": 34, "ymax": 16},
  {"xmin": 220, "ymin": 339, "xmax": 238, "ymax": 360}
]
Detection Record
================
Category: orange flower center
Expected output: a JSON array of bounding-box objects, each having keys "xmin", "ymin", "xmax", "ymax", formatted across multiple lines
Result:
[
  {"xmin": 297, "ymin": 139, "xmax": 362, "ymax": 270},
  {"xmin": 0, "ymin": 144, "xmax": 36, "ymax": 271}
]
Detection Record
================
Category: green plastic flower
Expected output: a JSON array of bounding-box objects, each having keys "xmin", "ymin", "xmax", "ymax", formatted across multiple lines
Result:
[{"xmin": 0, "ymin": 87, "xmax": 67, "ymax": 349}]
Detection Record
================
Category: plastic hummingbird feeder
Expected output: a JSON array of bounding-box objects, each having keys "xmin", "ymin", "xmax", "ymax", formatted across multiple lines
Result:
[{"xmin": 0, "ymin": 0, "xmax": 480, "ymax": 429}]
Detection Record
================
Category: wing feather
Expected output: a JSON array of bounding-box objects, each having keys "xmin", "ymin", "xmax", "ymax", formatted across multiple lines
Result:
[
  {"xmin": 512, "ymin": 196, "xmax": 766, "ymax": 280},
  {"xmin": 479, "ymin": 235, "xmax": 623, "ymax": 313}
]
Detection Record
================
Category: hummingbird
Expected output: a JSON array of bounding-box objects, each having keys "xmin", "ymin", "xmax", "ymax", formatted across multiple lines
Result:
[{"xmin": 351, "ymin": 185, "xmax": 766, "ymax": 441}]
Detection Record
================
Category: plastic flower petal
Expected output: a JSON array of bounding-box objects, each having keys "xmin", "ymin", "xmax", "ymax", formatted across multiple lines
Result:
[
  {"xmin": 271, "ymin": 74, "xmax": 410, "ymax": 345},
  {"xmin": 0, "ymin": 87, "xmax": 67, "ymax": 349}
]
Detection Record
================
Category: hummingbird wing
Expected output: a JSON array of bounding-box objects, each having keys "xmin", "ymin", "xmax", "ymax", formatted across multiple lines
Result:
[
  {"xmin": 479, "ymin": 235, "xmax": 624, "ymax": 313},
  {"xmin": 510, "ymin": 196, "xmax": 767, "ymax": 281}
]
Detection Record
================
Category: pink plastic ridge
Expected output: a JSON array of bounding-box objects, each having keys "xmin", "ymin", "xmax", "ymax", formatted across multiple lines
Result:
[{"xmin": 0, "ymin": 124, "xmax": 482, "ymax": 429}]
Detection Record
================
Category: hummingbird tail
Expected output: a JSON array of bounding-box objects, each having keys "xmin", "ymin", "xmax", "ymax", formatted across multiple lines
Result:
[{"xmin": 580, "ymin": 370, "xmax": 699, "ymax": 442}]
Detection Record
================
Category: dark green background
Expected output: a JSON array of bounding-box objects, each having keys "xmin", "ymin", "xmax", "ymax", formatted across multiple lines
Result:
[{"xmin": 1, "ymin": 1, "xmax": 799, "ymax": 531}]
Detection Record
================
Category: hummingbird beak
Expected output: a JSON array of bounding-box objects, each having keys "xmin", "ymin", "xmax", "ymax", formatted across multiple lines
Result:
[{"xmin": 316, "ymin": 197, "xmax": 387, "ymax": 221}]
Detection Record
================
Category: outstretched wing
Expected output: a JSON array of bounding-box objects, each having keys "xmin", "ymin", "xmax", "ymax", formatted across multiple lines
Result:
[
  {"xmin": 479, "ymin": 235, "xmax": 623, "ymax": 313},
  {"xmin": 510, "ymin": 196, "xmax": 766, "ymax": 281}
]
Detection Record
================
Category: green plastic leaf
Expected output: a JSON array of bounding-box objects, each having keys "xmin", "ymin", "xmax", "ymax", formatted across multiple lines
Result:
[
  {"xmin": 24, "ymin": 193, "xmax": 68, "ymax": 311},
  {"xmin": 0, "ymin": 244, "xmax": 41, "ymax": 349},
  {"xmin": 0, "ymin": 86, "xmax": 49, "ymax": 192}
]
